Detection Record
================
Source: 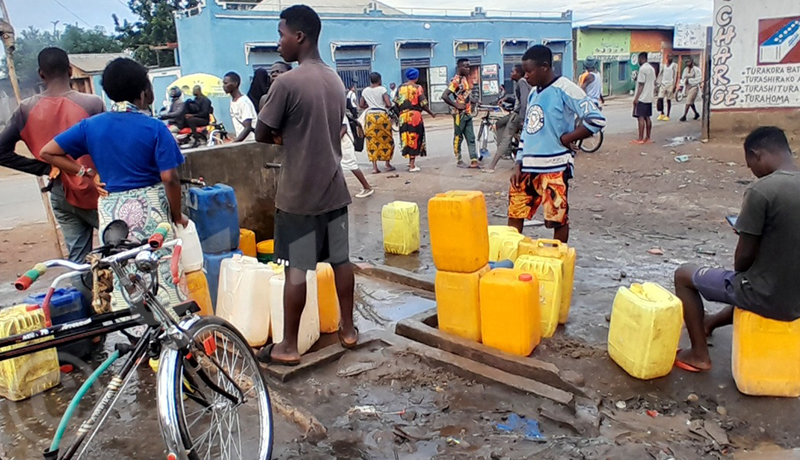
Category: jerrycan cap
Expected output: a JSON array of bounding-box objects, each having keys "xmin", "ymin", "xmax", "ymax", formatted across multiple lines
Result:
[{"xmin": 518, "ymin": 274, "xmax": 533, "ymax": 282}]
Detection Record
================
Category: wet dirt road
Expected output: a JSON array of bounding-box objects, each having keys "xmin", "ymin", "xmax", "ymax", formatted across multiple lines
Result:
[{"xmin": 1, "ymin": 101, "xmax": 798, "ymax": 459}]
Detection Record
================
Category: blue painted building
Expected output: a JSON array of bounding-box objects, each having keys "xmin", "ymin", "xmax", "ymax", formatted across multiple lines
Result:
[{"xmin": 174, "ymin": 1, "xmax": 574, "ymax": 127}]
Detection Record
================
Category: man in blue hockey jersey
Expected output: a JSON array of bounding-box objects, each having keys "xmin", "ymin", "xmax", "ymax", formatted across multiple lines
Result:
[{"xmin": 508, "ymin": 45, "xmax": 606, "ymax": 242}]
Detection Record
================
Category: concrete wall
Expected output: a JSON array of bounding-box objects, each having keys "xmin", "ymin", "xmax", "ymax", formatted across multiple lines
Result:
[
  {"xmin": 180, "ymin": 142, "xmax": 283, "ymax": 241},
  {"xmin": 710, "ymin": 0, "xmax": 800, "ymax": 138},
  {"xmin": 175, "ymin": 2, "xmax": 573, "ymax": 128},
  {"xmin": 575, "ymin": 29, "xmax": 632, "ymax": 96}
]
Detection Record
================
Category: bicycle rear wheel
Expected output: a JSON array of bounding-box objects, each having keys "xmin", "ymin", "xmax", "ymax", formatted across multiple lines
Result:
[
  {"xmin": 579, "ymin": 131, "xmax": 604, "ymax": 153},
  {"xmin": 157, "ymin": 316, "xmax": 273, "ymax": 460}
]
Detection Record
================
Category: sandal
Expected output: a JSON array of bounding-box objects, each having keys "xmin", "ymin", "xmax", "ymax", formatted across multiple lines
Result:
[
  {"xmin": 255, "ymin": 343, "xmax": 301, "ymax": 366},
  {"xmin": 339, "ymin": 327, "xmax": 360, "ymax": 350},
  {"xmin": 673, "ymin": 349, "xmax": 705, "ymax": 373},
  {"xmin": 355, "ymin": 189, "xmax": 374, "ymax": 198}
]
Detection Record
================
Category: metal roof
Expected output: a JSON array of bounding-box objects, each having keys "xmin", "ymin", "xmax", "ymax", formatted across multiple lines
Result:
[
  {"xmin": 253, "ymin": 0, "xmax": 407, "ymax": 15},
  {"xmin": 575, "ymin": 24, "xmax": 674, "ymax": 31},
  {"xmin": 68, "ymin": 53, "xmax": 129, "ymax": 73}
]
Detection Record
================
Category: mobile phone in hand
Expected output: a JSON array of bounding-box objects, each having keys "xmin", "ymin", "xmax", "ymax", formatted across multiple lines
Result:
[{"xmin": 726, "ymin": 215, "xmax": 738, "ymax": 227}]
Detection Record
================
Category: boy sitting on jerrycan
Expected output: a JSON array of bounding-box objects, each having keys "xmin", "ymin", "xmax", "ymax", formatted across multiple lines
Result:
[{"xmin": 673, "ymin": 127, "xmax": 800, "ymax": 395}]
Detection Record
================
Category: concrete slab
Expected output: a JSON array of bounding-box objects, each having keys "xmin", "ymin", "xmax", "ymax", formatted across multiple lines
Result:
[
  {"xmin": 382, "ymin": 332, "xmax": 574, "ymax": 405},
  {"xmin": 395, "ymin": 310, "xmax": 584, "ymax": 395}
]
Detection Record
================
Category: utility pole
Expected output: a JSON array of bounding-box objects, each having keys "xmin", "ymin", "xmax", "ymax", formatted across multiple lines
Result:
[
  {"xmin": 0, "ymin": 0, "xmax": 67, "ymax": 259},
  {"xmin": 0, "ymin": 0, "xmax": 22, "ymax": 101},
  {"xmin": 51, "ymin": 20, "xmax": 60, "ymax": 37}
]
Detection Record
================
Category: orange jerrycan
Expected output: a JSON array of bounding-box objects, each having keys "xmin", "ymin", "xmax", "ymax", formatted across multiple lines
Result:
[
  {"xmin": 480, "ymin": 269, "xmax": 541, "ymax": 357},
  {"xmin": 316, "ymin": 263, "xmax": 341, "ymax": 334},
  {"xmin": 732, "ymin": 308, "xmax": 800, "ymax": 397},
  {"xmin": 428, "ymin": 191, "xmax": 489, "ymax": 273},
  {"xmin": 436, "ymin": 265, "xmax": 491, "ymax": 342}
]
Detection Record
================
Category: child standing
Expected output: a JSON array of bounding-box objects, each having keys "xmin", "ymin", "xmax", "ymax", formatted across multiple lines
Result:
[{"xmin": 508, "ymin": 45, "xmax": 606, "ymax": 242}]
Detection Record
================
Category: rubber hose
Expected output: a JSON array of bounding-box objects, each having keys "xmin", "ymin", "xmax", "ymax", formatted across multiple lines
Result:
[{"xmin": 50, "ymin": 350, "xmax": 121, "ymax": 452}]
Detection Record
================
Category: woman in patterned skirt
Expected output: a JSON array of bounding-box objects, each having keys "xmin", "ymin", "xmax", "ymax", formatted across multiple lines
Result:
[
  {"xmin": 395, "ymin": 68, "xmax": 436, "ymax": 172},
  {"xmin": 41, "ymin": 58, "xmax": 187, "ymax": 312},
  {"xmin": 360, "ymin": 72, "xmax": 395, "ymax": 173}
]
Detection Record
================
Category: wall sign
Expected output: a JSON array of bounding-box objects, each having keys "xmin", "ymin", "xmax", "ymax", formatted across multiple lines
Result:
[
  {"xmin": 711, "ymin": 0, "xmax": 800, "ymax": 109},
  {"xmin": 674, "ymin": 23, "xmax": 707, "ymax": 50}
]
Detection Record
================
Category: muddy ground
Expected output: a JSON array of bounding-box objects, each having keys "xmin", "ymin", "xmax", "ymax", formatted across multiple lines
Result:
[{"xmin": 1, "ymin": 106, "xmax": 799, "ymax": 459}]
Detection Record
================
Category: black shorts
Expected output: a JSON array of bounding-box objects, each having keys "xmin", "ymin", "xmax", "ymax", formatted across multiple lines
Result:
[
  {"xmin": 274, "ymin": 207, "xmax": 350, "ymax": 271},
  {"xmin": 633, "ymin": 102, "xmax": 653, "ymax": 118}
]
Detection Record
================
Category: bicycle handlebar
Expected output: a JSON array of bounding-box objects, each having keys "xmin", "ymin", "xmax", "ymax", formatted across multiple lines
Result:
[
  {"xmin": 14, "ymin": 238, "xmax": 183, "ymax": 292},
  {"xmin": 14, "ymin": 263, "xmax": 48, "ymax": 291},
  {"xmin": 148, "ymin": 223, "xmax": 172, "ymax": 249}
]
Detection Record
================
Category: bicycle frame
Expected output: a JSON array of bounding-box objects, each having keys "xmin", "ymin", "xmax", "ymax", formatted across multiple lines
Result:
[{"xmin": 9, "ymin": 235, "xmax": 249, "ymax": 460}]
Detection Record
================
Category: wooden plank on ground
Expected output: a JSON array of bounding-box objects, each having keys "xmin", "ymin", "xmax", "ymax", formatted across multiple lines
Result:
[
  {"xmin": 353, "ymin": 262, "xmax": 435, "ymax": 293},
  {"xmin": 383, "ymin": 333, "xmax": 574, "ymax": 406},
  {"xmin": 395, "ymin": 314, "xmax": 583, "ymax": 395},
  {"xmin": 262, "ymin": 329, "xmax": 384, "ymax": 382}
]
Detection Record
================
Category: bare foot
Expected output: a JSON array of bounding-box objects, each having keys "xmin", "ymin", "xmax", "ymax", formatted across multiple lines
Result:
[
  {"xmin": 676, "ymin": 348, "xmax": 712, "ymax": 371},
  {"xmin": 643, "ymin": 139, "xmax": 654, "ymax": 144},
  {"xmin": 630, "ymin": 139, "xmax": 644, "ymax": 144}
]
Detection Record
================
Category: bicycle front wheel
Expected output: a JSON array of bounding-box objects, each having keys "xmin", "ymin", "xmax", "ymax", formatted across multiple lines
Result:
[
  {"xmin": 579, "ymin": 131, "xmax": 604, "ymax": 153},
  {"xmin": 157, "ymin": 316, "xmax": 273, "ymax": 460}
]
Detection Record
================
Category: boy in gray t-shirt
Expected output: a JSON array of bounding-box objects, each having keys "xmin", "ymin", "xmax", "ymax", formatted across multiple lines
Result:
[{"xmin": 674, "ymin": 126, "xmax": 800, "ymax": 373}]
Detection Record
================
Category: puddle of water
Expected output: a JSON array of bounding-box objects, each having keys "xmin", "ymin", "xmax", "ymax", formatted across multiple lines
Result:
[{"xmin": 353, "ymin": 276, "xmax": 435, "ymax": 332}]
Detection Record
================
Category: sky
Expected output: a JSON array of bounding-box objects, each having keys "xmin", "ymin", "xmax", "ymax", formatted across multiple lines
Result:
[{"xmin": 8, "ymin": 0, "xmax": 712, "ymax": 32}]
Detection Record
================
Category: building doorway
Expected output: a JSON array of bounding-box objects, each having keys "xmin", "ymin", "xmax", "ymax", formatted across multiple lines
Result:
[{"xmin": 400, "ymin": 58, "xmax": 431, "ymax": 103}]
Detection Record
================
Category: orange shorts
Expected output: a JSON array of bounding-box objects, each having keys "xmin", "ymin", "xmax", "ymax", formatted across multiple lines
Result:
[{"xmin": 508, "ymin": 171, "xmax": 569, "ymax": 227}]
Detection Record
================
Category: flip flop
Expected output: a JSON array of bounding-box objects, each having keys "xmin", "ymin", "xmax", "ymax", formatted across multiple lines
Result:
[
  {"xmin": 674, "ymin": 349, "xmax": 703, "ymax": 373},
  {"xmin": 339, "ymin": 327, "xmax": 360, "ymax": 350},
  {"xmin": 255, "ymin": 343, "xmax": 301, "ymax": 367},
  {"xmin": 385, "ymin": 166, "xmax": 397, "ymax": 172}
]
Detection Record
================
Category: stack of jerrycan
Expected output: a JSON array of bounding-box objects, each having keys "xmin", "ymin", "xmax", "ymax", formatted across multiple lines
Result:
[
  {"xmin": 175, "ymin": 220, "xmax": 213, "ymax": 316},
  {"xmin": 428, "ymin": 191, "xmax": 491, "ymax": 342},
  {"xmin": 216, "ymin": 255, "xmax": 276, "ymax": 347},
  {"xmin": 187, "ymin": 184, "xmax": 241, "ymax": 310},
  {"xmin": 382, "ymin": 201, "xmax": 421, "ymax": 255},
  {"xmin": 608, "ymin": 283, "xmax": 682, "ymax": 380},
  {"xmin": 732, "ymin": 308, "xmax": 800, "ymax": 397},
  {"xmin": 518, "ymin": 238, "xmax": 577, "ymax": 325},
  {"xmin": 0, "ymin": 305, "xmax": 60, "ymax": 401}
]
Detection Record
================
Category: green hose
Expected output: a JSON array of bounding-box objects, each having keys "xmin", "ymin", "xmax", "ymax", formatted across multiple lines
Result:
[{"xmin": 50, "ymin": 350, "xmax": 121, "ymax": 452}]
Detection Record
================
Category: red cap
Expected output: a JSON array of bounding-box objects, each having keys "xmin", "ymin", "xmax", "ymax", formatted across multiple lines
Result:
[{"xmin": 519, "ymin": 274, "xmax": 533, "ymax": 282}]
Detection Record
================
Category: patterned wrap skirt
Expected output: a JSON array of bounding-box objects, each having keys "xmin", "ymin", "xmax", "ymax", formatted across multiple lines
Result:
[
  {"xmin": 98, "ymin": 183, "xmax": 186, "ymax": 312},
  {"xmin": 364, "ymin": 110, "xmax": 395, "ymax": 162}
]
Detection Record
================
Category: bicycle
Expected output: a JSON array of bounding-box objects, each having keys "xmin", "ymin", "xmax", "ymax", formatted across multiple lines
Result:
[
  {"xmin": 476, "ymin": 104, "xmax": 507, "ymax": 160},
  {"xmin": 7, "ymin": 220, "xmax": 273, "ymax": 460}
]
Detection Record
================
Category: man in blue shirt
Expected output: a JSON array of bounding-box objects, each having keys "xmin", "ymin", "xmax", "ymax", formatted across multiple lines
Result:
[{"xmin": 508, "ymin": 45, "xmax": 605, "ymax": 242}]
